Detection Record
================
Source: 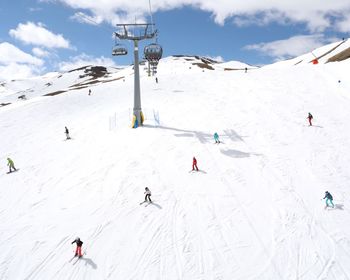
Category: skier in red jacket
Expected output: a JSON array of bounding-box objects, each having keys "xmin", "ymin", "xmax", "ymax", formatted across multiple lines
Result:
[
  {"xmin": 192, "ymin": 157, "xmax": 199, "ymax": 171},
  {"xmin": 307, "ymin": 112, "xmax": 313, "ymax": 126}
]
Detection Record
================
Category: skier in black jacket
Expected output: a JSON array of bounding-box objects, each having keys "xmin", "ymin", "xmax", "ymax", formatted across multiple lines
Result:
[
  {"xmin": 71, "ymin": 237, "xmax": 83, "ymax": 257},
  {"xmin": 307, "ymin": 113, "xmax": 313, "ymax": 126},
  {"xmin": 65, "ymin": 126, "xmax": 71, "ymax": 140}
]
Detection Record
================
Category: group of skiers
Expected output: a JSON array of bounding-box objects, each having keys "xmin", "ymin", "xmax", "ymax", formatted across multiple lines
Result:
[
  {"xmin": 305, "ymin": 113, "xmax": 335, "ymax": 207},
  {"xmin": 72, "ymin": 184, "xmax": 172, "ymax": 257},
  {"xmin": 191, "ymin": 133, "xmax": 219, "ymax": 172},
  {"xmin": 4, "ymin": 113, "xmax": 336, "ymax": 259}
]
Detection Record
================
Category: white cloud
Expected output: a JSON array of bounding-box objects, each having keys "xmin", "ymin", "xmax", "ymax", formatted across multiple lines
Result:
[
  {"xmin": 0, "ymin": 42, "xmax": 44, "ymax": 66},
  {"xmin": 9, "ymin": 22, "xmax": 71, "ymax": 49},
  {"xmin": 205, "ymin": 55, "xmax": 224, "ymax": 62},
  {"xmin": 243, "ymin": 34, "xmax": 338, "ymax": 60},
  {"xmin": 55, "ymin": 0, "xmax": 350, "ymax": 32},
  {"xmin": 0, "ymin": 42, "xmax": 44, "ymax": 81},
  {"xmin": 32, "ymin": 47, "xmax": 50, "ymax": 58},
  {"xmin": 58, "ymin": 53, "xmax": 117, "ymax": 71},
  {"xmin": 336, "ymin": 14, "xmax": 350, "ymax": 33},
  {"xmin": 0, "ymin": 63, "xmax": 41, "ymax": 81}
]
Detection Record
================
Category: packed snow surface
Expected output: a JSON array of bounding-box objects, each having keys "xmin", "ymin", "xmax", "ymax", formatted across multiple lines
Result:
[{"xmin": 1, "ymin": 55, "xmax": 350, "ymax": 280}]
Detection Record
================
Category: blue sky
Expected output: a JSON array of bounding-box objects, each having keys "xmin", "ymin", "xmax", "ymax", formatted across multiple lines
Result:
[{"xmin": 1, "ymin": 0, "xmax": 349, "ymax": 80}]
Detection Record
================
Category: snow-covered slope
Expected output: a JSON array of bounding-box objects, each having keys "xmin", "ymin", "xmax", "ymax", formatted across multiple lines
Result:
[
  {"xmin": 266, "ymin": 38, "xmax": 350, "ymax": 68},
  {"xmin": 1, "ymin": 55, "xmax": 350, "ymax": 279},
  {"xmin": 0, "ymin": 65, "xmax": 127, "ymax": 106}
]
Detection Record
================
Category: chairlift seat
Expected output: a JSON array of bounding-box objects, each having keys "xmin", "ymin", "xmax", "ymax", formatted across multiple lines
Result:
[
  {"xmin": 112, "ymin": 46, "xmax": 128, "ymax": 56},
  {"xmin": 144, "ymin": 43, "xmax": 163, "ymax": 61}
]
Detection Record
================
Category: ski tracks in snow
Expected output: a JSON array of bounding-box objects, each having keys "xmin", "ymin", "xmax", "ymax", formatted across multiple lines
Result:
[
  {"xmin": 249, "ymin": 100, "xmax": 350, "ymax": 279},
  {"xmin": 24, "ymin": 236, "xmax": 70, "ymax": 280}
]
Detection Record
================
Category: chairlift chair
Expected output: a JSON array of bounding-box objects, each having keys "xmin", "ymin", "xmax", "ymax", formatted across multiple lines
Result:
[
  {"xmin": 144, "ymin": 43, "xmax": 163, "ymax": 62},
  {"xmin": 112, "ymin": 44, "xmax": 128, "ymax": 56}
]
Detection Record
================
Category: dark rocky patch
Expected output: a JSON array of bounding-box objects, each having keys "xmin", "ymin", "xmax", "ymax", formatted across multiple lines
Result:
[
  {"xmin": 327, "ymin": 47, "xmax": 350, "ymax": 63},
  {"xmin": 192, "ymin": 63, "xmax": 214, "ymax": 70},
  {"xmin": 44, "ymin": 90, "xmax": 66, "ymax": 96}
]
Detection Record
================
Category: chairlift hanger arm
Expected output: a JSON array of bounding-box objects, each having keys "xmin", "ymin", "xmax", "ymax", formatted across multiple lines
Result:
[
  {"xmin": 115, "ymin": 32, "xmax": 156, "ymax": 41},
  {"xmin": 114, "ymin": 23, "xmax": 156, "ymax": 41},
  {"xmin": 116, "ymin": 23, "xmax": 155, "ymax": 27}
]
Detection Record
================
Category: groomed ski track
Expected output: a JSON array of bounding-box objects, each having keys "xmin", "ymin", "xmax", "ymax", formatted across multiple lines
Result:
[{"xmin": 1, "ymin": 57, "xmax": 350, "ymax": 279}]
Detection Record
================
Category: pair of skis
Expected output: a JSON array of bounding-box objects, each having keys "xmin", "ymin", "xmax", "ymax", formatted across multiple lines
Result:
[
  {"xmin": 69, "ymin": 252, "xmax": 86, "ymax": 265},
  {"xmin": 140, "ymin": 201, "xmax": 152, "ymax": 206},
  {"xmin": 6, "ymin": 169, "xmax": 19, "ymax": 174}
]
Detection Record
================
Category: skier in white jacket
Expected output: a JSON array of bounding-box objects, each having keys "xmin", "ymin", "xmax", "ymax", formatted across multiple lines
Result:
[{"xmin": 144, "ymin": 187, "xmax": 152, "ymax": 203}]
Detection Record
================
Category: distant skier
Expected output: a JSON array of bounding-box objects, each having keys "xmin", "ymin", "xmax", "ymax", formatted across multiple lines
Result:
[
  {"xmin": 307, "ymin": 112, "xmax": 313, "ymax": 126},
  {"xmin": 71, "ymin": 237, "xmax": 83, "ymax": 257},
  {"xmin": 144, "ymin": 187, "xmax": 152, "ymax": 203},
  {"xmin": 65, "ymin": 126, "xmax": 71, "ymax": 140},
  {"xmin": 155, "ymin": 77, "xmax": 158, "ymax": 83},
  {"xmin": 245, "ymin": 67, "xmax": 248, "ymax": 73},
  {"xmin": 88, "ymin": 89, "xmax": 91, "ymax": 96},
  {"xmin": 214, "ymin": 132, "xmax": 220, "ymax": 144},
  {"xmin": 323, "ymin": 191, "xmax": 334, "ymax": 208},
  {"xmin": 192, "ymin": 157, "xmax": 199, "ymax": 171},
  {"xmin": 7, "ymin": 158, "xmax": 17, "ymax": 173}
]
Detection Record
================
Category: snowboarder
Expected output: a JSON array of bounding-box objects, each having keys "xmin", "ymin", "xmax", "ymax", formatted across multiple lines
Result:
[
  {"xmin": 65, "ymin": 126, "xmax": 71, "ymax": 140},
  {"xmin": 71, "ymin": 237, "xmax": 83, "ymax": 257},
  {"xmin": 307, "ymin": 112, "xmax": 313, "ymax": 126},
  {"xmin": 192, "ymin": 157, "xmax": 199, "ymax": 171},
  {"xmin": 214, "ymin": 132, "xmax": 220, "ymax": 144},
  {"xmin": 323, "ymin": 191, "xmax": 334, "ymax": 208},
  {"xmin": 7, "ymin": 158, "xmax": 17, "ymax": 173},
  {"xmin": 144, "ymin": 187, "xmax": 152, "ymax": 203}
]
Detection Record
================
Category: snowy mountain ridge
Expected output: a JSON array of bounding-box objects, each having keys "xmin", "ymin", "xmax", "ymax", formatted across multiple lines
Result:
[
  {"xmin": 2, "ymin": 37, "xmax": 350, "ymax": 107},
  {"xmin": 266, "ymin": 38, "xmax": 350, "ymax": 68}
]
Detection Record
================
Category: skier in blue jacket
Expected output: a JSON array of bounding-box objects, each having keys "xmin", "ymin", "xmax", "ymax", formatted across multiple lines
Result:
[
  {"xmin": 323, "ymin": 191, "xmax": 334, "ymax": 208},
  {"xmin": 213, "ymin": 132, "xmax": 220, "ymax": 144}
]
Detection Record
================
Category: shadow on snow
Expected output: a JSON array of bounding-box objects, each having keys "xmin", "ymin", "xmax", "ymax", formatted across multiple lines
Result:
[
  {"xmin": 148, "ymin": 202, "xmax": 162, "ymax": 209},
  {"xmin": 143, "ymin": 125, "xmax": 247, "ymax": 144},
  {"xmin": 325, "ymin": 204, "xmax": 344, "ymax": 210},
  {"xmin": 79, "ymin": 257, "xmax": 98, "ymax": 269},
  {"xmin": 220, "ymin": 149, "xmax": 262, "ymax": 158}
]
